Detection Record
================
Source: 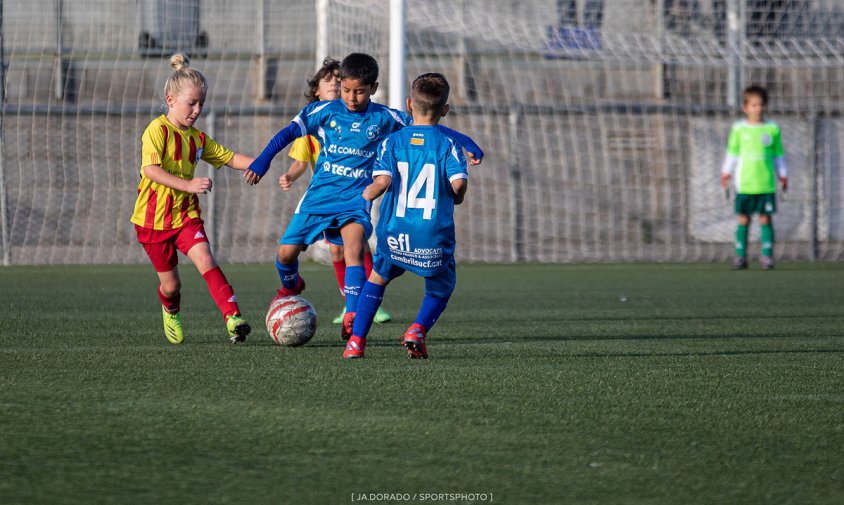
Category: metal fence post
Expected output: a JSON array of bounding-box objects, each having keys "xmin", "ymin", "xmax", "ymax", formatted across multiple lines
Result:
[
  {"xmin": 54, "ymin": 0, "xmax": 64, "ymax": 100},
  {"xmin": 205, "ymin": 110, "xmax": 216, "ymax": 246},
  {"xmin": 0, "ymin": 0, "xmax": 8, "ymax": 265},
  {"xmin": 508, "ymin": 106, "xmax": 524, "ymax": 262},
  {"xmin": 809, "ymin": 114, "xmax": 818, "ymax": 261},
  {"xmin": 256, "ymin": 0, "xmax": 268, "ymax": 100},
  {"xmin": 726, "ymin": 0, "xmax": 744, "ymax": 109}
]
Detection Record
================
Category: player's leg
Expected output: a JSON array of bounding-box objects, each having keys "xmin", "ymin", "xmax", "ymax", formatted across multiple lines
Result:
[
  {"xmin": 329, "ymin": 241, "xmax": 347, "ymax": 324},
  {"xmin": 275, "ymin": 243, "xmax": 306, "ymax": 298},
  {"xmin": 402, "ymin": 259, "xmax": 457, "ymax": 359},
  {"xmin": 156, "ymin": 267, "xmax": 185, "ymax": 345},
  {"xmin": 364, "ymin": 241, "xmax": 392, "ymax": 324},
  {"xmin": 138, "ymin": 228, "xmax": 184, "ymax": 344},
  {"xmin": 733, "ymin": 212, "xmax": 750, "ymax": 269},
  {"xmin": 275, "ymin": 213, "xmax": 313, "ymax": 299},
  {"xmin": 181, "ymin": 224, "xmax": 250, "ymax": 343},
  {"xmin": 343, "ymin": 270, "xmax": 391, "ymax": 359},
  {"xmin": 338, "ymin": 222, "xmax": 367, "ymax": 341},
  {"xmin": 759, "ymin": 213, "xmax": 775, "ymax": 269}
]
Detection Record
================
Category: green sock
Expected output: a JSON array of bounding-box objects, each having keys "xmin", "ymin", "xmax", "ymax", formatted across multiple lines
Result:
[
  {"xmin": 761, "ymin": 223, "xmax": 774, "ymax": 257},
  {"xmin": 736, "ymin": 224, "xmax": 748, "ymax": 257}
]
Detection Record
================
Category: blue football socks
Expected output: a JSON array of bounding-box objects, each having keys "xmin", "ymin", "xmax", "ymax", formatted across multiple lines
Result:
[
  {"xmin": 414, "ymin": 294, "xmax": 449, "ymax": 330},
  {"xmin": 275, "ymin": 257, "xmax": 299, "ymax": 290},
  {"xmin": 344, "ymin": 265, "xmax": 366, "ymax": 313},
  {"xmin": 351, "ymin": 281, "xmax": 386, "ymax": 339}
]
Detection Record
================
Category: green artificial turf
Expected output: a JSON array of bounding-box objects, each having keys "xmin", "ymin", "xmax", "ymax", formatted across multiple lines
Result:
[{"xmin": 1, "ymin": 262, "xmax": 842, "ymax": 504}]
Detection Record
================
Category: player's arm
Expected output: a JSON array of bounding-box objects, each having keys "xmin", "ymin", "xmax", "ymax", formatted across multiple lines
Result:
[
  {"xmin": 451, "ymin": 178, "xmax": 468, "ymax": 205},
  {"xmin": 363, "ymin": 174, "xmax": 391, "ymax": 201},
  {"xmin": 279, "ymin": 160, "xmax": 309, "ymax": 191},
  {"xmin": 773, "ymin": 127, "xmax": 788, "ymax": 191},
  {"xmin": 775, "ymin": 157, "xmax": 788, "ymax": 191},
  {"xmin": 225, "ymin": 153, "xmax": 254, "ymax": 171},
  {"xmin": 142, "ymin": 164, "xmax": 211, "ymax": 194},
  {"xmin": 202, "ymin": 137, "xmax": 259, "ymax": 185},
  {"xmin": 436, "ymin": 125, "xmax": 484, "ymax": 165},
  {"xmin": 365, "ymin": 137, "xmax": 394, "ymax": 200},
  {"xmin": 223, "ymin": 153, "xmax": 262, "ymax": 186},
  {"xmin": 720, "ymin": 154, "xmax": 738, "ymax": 188},
  {"xmin": 721, "ymin": 125, "xmax": 739, "ymax": 188},
  {"xmin": 246, "ymin": 122, "xmax": 303, "ymax": 180}
]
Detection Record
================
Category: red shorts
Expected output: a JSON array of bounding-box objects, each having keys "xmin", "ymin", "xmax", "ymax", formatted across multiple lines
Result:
[{"xmin": 135, "ymin": 219, "xmax": 210, "ymax": 272}]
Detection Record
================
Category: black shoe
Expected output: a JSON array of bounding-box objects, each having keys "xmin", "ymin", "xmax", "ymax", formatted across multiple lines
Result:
[{"xmin": 732, "ymin": 257, "xmax": 748, "ymax": 270}]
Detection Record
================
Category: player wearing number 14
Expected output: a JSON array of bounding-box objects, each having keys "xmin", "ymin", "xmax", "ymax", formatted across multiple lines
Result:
[
  {"xmin": 246, "ymin": 53, "xmax": 483, "ymax": 346},
  {"xmin": 344, "ymin": 72, "xmax": 472, "ymax": 359}
]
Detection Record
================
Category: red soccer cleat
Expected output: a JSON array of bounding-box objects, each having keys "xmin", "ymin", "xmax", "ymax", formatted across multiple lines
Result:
[
  {"xmin": 402, "ymin": 323, "xmax": 428, "ymax": 359},
  {"xmin": 343, "ymin": 335, "xmax": 366, "ymax": 359},
  {"xmin": 341, "ymin": 311, "xmax": 356, "ymax": 342},
  {"xmin": 272, "ymin": 275, "xmax": 306, "ymax": 304}
]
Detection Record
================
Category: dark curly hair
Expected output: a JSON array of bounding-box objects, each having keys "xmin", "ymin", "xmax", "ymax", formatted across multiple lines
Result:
[{"xmin": 305, "ymin": 57, "xmax": 340, "ymax": 103}]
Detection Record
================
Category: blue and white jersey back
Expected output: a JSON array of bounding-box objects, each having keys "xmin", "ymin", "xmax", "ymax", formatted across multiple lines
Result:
[
  {"xmin": 292, "ymin": 99, "xmax": 410, "ymax": 214},
  {"xmin": 373, "ymin": 125, "xmax": 468, "ymax": 277}
]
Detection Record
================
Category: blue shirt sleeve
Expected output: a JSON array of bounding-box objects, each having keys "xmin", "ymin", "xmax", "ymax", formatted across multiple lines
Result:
[
  {"xmin": 445, "ymin": 138, "xmax": 469, "ymax": 181},
  {"xmin": 248, "ymin": 123, "xmax": 302, "ymax": 177},
  {"xmin": 372, "ymin": 138, "xmax": 392, "ymax": 176},
  {"xmin": 435, "ymin": 125, "xmax": 484, "ymax": 161},
  {"xmin": 399, "ymin": 110, "xmax": 413, "ymax": 125}
]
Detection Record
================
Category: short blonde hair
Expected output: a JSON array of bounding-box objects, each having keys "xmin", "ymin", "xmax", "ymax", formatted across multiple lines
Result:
[{"xmin": 163, "ymin": 53, "xmax": 207, "ymax": 99}]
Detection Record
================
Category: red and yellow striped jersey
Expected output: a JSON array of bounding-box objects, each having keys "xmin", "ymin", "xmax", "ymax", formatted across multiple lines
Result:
[
  {"xmin": 131, "ymin": 115, "xmax": 234, "ymax": 230},
  {"xmin": 287, "ymin": 134, "xmax": 321, "ymax": 170}
]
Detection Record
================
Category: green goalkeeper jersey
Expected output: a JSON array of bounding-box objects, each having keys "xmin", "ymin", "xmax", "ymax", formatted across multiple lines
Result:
[{"xmin": 725, "ymin": 120, "xmax": 784, "ymax": 194}]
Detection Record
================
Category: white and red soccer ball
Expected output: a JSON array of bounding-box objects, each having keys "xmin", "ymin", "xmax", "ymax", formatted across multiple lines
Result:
[{"xmin": 265, "ymin": 296, "xmax": 317, "ymax": 346}]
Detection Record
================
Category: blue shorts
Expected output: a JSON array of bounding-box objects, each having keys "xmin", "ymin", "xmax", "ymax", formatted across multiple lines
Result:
[
  {"xmin": 373, "ymin": 253, "xmax": 457, "ymax": 298},
  {"xmin": 280, "ymin": 209, "xmax": 372, "ymax": 247}
]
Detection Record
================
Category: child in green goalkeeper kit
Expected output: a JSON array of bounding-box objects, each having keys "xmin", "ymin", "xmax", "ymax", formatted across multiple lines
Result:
[{"xmin": 720, "ymin": 85, "xmax": 788, "ymax": 270}]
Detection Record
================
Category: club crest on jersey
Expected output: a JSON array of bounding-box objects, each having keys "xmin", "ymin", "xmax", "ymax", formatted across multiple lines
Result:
[
  {"xmin": 760, "ymin": 133, "xmax": 772, "ymax": 146},
  {"xmin": 366, "ymin": 125, "xmax": 381, "ymax": 140}
]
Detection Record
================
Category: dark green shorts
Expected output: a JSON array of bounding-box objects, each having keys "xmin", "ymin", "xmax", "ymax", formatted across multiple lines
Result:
[{"xmin": 735, "ymin": 193, "xmax": 776, "ymax": 215}]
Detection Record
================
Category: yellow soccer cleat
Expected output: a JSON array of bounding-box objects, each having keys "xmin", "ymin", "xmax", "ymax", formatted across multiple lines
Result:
[
  {"xmin": 162, "ymin": 306, "xmax": 185, "ymax": 345},
  {"xmin": 226, "ymin": 314, "xmax": 251, "ymax": 344},
  {"xmin": 373, "ymin": 306, "xmax": 392, "ymax": 324},
  {"xmin": 334, "ymin": 306, "xmax": 392, "ymax": 324},
  {"xmin": 332, "ymin": 306, "xmax": 346, "ymax": 325}
]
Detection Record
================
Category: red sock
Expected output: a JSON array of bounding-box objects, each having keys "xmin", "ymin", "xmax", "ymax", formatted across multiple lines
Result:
[
  {"xmin": 158, "ymin": 286, "xmax": 181, "ymax": 313},
  {"xmin": 364, "ymin": 251, "xmax": 374, "ymax": 277},
  {"xmin": 332, "ymin": 259, "xmax": 346, "ymax": 297},
  {"xmin": 202, "ymin": 267, "xmax": 239, "ymax": 319}
]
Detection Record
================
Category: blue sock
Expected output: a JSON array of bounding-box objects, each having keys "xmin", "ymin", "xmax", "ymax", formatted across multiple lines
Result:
[
  {"xmin": 351, "ymin": 282, "xmax": 385, "ymax": 339},
  {"xmin": 275, "ymin": 257, "xmax": 299, "ymax": 290},
  {"xmin": 414, "ymin": 294, "xmax": 449, "ymax": 330},
  {"xmin": 344, "ymin": 266, "xmax": 366, "ymax": 313}
]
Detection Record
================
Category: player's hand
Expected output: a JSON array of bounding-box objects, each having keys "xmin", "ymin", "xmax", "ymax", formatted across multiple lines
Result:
[
  {"xmin": 186, "ymin": 177, "xmax": 212, "ymax": 194},
  {"xmin": 243, "ymin": 170, "xmax": 262, "ymax": 185},
  {"xmin": 278, "ymin": 173, "xmax": 293, "ymax": 191},
  {"xmin": 779, "ymin": 176, "xmax": 788, "ymax": 192},
  {"xmin": 467, "ymin": 152, "xmax": 483, "ymax": 166},
  {"xmin": 362, "ymin": 185, "xmax": 377, "ymax": 201},
  {"xmin": 720, "ymin": 173, "xmax": 730, "ymax": 189}
]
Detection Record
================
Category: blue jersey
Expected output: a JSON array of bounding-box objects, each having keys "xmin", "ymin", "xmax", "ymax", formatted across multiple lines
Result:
[
  {"xmin": 292, "ymin": 99, "xmax": 409, "ymax": 214},
  {"xmin": 373, "ymin": 125, "xmax": 468, "ymax": 277}
]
